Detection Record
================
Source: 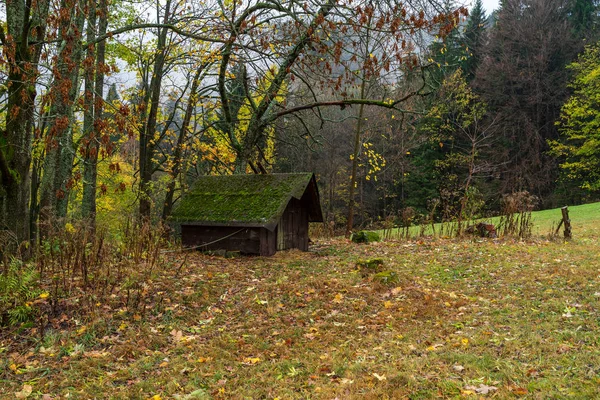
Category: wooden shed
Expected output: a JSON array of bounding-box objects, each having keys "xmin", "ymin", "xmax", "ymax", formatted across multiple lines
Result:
[{"xmin": 171, "ymin": 173, "xmax": 323, "ymax": 256}]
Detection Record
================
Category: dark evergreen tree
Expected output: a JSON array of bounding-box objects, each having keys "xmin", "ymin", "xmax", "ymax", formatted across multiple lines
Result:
[
  {"xmin": 567, "ymin": 0, "xmax": 600, "ymax": 38},
  {"xmin": 463, "ymin": 0, "xmax": 487, "ymax": 80},
  {"xmin": 474, "ymin": 0, "xmax": 583, "ymax": 204}
]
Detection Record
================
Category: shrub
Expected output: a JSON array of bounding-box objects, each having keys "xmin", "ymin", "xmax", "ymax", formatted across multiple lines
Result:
[{"xmin": 351, "ymin": 231, "xmax": 380, "ymax": 243}]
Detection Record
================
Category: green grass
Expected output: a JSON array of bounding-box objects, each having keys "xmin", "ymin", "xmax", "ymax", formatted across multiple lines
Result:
[
  {"xmin": 379, "ymin": 201, "xmax": 600, "ymax": 239},
  {"xmin": 3, "ymin": 208, "xmax": 600, "ymax": 398},
  {"xmin": 530, "ymin": 201, "xmax": 600, "ymax": 236}
]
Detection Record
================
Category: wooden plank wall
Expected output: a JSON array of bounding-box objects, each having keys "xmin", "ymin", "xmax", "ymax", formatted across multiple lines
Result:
[
  {"xmin": 277, "ymin": 198, "xmax": 309, "ymax": 251},
  {"xmin": 182, "ymin": 226, "xmax": 261, "ymax": 254}
]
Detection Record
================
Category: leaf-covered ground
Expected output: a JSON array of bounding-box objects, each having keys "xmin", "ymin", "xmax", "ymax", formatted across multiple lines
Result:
[{"xmin": 3, "ymin": 233, "xmax": 600, "ymax": 399}]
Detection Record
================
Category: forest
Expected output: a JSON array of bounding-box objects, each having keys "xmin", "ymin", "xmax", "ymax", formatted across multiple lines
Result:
[{"xmin": 0, "ymin": 0, "xmax": 598, "ymax": 246}]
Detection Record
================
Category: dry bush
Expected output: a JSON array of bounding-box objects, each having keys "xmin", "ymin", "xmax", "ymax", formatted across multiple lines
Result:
[
  {"xmin": 381, "ymin": 214, "xmax": 397, "ymax": 240},
  {"xmin": 498, "ymin": 191, "xmax": 538, "ymax": 238},
  {"xmin": 1, "ymin": 219, "xmax": 169, "ymax": 332}
]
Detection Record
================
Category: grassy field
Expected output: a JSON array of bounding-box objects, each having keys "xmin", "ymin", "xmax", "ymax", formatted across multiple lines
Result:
[
  {"xmin": 380, "ymin": 202, "xmax": 600, "ymax": 239},
  {"xmin": 2, "ymin": 205, "xmax": 600, "ymax": 398}
]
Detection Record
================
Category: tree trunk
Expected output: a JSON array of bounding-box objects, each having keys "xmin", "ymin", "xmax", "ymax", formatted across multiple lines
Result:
[
  {"xmin": 0, "ymin": 0, "xmax": 50, "ymax": 247},
  {"xmin": 139, "ymin": 0, "xmax": 172, "ymax": 220},
  {"xmin": 162, "ymin": 67, "xmax": 204, "ymax": 221},
  {"xmin": 346, "ymin": 14, "xmax": 372, "ymax": 238},
  {"xmin": 39, "ymin": 0, "xmax": 87, "ymax": 228},
  {"xmin": 82, "ymin": 0, "xmax": 108, "ymax": 226},
  {"xmin": 53, "ymin": 0, "xmax": 87, "ymax": 219},
  {"xmin": 346, "ymin": 101, "xmax": 366, "ymax": 237}
]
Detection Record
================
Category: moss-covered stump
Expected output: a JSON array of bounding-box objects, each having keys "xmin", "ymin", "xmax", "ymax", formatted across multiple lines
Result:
[
  {"xmin": 372, "ymin": 270, "xmax": 399, "ymax": 285},
  {"xmin": 351, "ymin": 231, "xmax": 380, "ymax": 244},
  {"xmin": 357, "ymin": 258, "xmax": 384, "ymax": 277}
]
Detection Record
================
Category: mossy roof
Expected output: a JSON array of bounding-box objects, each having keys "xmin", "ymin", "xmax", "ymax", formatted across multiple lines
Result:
[{"xmin": 171, "ymin": 173, "xmax": 322, "ymax": 230}]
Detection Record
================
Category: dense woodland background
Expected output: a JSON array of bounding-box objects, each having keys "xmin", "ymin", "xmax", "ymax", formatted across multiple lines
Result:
[{"xmin": 1, "ymin": 0, "xmax": 599, "ymax": 249}]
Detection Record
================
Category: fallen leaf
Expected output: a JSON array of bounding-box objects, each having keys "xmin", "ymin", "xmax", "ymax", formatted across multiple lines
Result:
[
  {"xmin": 242, "ymin": 357, "xmax": 261, "ymax": 365},
  {"xmin": 372, "ymin": 373, "xmax": 387, "ymax": 381},
  {"xmin": 332, "ymin": 293, "xmax": 344, "ymax": 303},
  {"xmin": 170, "ymin": 329, "xmax": 183, "ymax": 342},
  {"xmin": 83, "ymin": 350, "xmax": 109, "ymax": 358},
  {"xmin": 511, "ymin": 387, "xmax": 528, "ymax": 395},
  {"xmin": 465, "ymin": 384, "xmax": 498, "ymax": 395},
  {"xmin": 15, "ymin": 384, "xmax": 33, "ymax": 399},
  {"xmin": 452, "ymin": 365, "xmax": 465, "ymax": 372}
]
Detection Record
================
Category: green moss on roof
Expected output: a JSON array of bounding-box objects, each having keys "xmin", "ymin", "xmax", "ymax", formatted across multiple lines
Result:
[{"xmin": 171, "ymin": 173, "xmax": 315, "ymax": 227}]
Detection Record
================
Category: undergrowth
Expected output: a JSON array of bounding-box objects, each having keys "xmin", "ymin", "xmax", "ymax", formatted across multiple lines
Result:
[{"xmin": 0, "ymin": 221, "xmax": 167, "ymax": 335}]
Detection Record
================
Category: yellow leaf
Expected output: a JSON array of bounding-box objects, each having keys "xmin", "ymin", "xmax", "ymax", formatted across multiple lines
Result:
[
  {"xmin": 332, "ymin": 293, "xmax": 344, "ymax": 304},
  {"xmin": 383, "ymin": 300, "xmax": 393, "ymax": 309},
  {"xmin": 39, "ymin": 292, "xmax": 49, "ymax": 299},
  {"xmin": 9, "ymin": 363, "xmax": 18, "ymax": 371},
  {"xmin": 76, "ymin": 326, "xmax": 87, "ymax": 335},
  {"xmin": 197, "ymin": 357, "xmax": 212, "ymax": 363},
  {"xmin": 147, "ymin": 396, "xmax": 162, "ymax": 400},
  {"xmin": 391, "ymin": 287, "xmax": 402, "ymax": 295},
  {"xmin": 461, "ymin": 338, "xmax": 469, "ymax": 346},
  {"xmin": 242, "ymin": 357, "xmax": 261, "ymax": 364},
  {"xmin": 427, "ymin": 343, "xmax": 444, "ymax": 351},
  {"xmin": 159, "ymin": 361, "xmax": 168, "ymax": 368}
]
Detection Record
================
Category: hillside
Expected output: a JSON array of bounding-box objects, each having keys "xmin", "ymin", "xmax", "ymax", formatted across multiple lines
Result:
[{"xmin": 379, "ymin": 202, "xmax": 600, "ymax": 240}]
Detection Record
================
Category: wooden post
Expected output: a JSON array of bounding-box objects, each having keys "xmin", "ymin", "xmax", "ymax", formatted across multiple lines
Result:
[{"xmin": 561, "ymin": 206, "xmax": 572, "ymax": 239}]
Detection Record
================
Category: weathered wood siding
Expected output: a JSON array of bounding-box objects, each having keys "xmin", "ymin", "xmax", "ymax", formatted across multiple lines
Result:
[
  {"xmin": 181, "ymin": 226, "xmax": 276, "ymax": 256},
  {"xmin": 277, "ymin": 196, "xmax": 309, "ymax": 251}
]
